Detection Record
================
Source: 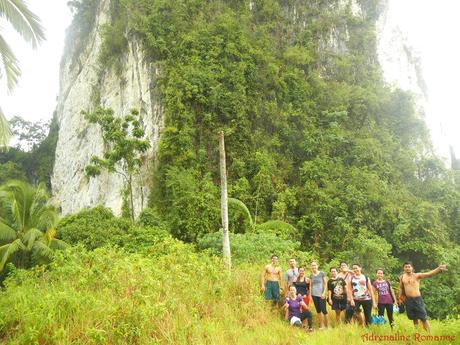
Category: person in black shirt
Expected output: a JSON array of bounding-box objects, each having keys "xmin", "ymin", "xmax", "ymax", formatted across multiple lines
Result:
[
  {"xmin": 328, "ymin": 267, "xmax": 347, "ymax": 325},
  {"xmin": 293, "ymin": 266, "xmax": 313, "ymax": 331}
]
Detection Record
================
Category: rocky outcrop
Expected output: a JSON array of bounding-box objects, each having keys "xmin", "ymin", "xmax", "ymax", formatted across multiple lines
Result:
[{"xmin": 51, "ymin": 0, "xmax": 162, "ymax": 216}]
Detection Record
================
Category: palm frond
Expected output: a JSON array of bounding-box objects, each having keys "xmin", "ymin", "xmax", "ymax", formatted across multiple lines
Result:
[
  {"xmin": 228, "ymin": 198, "xmax": 254, "ymax": 230},
  {"xmin": 0, "ymin": 218, "xmax": 16, "ymax": 242},
  {"xmin": 1, "ymin": 180, "xmax": 34, "ymax": 231},
  {"xmin": 0, "ymin": 238, "xmax": 24, "ymax": 271},
  {"xmin": 0, "ymin": 34, "xmax": 20, "ymax": 90},
  {"xmin": 0, "ymin": 0, "xmax": 45, "ymax": 48},
  {"xmin": 31, "ymin": 240, "xmax": 53, "ymax": 262},
  {"xmin": 22, "ymin": 228, "xmax": 43, "ymax": 250},
  {"xmin": 49, "ymin": 238, "xmax": 68, "ymax": 250}
]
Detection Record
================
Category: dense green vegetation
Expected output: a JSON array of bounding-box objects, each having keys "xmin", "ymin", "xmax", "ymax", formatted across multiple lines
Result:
[
  {"xmin": 75, "ymin": 0, "xmax": 460, "ymax": 318},
  {"xmin": 0, "ymin": 0, "xmax": 459, "ymax": 342},
  {"xmin": 0, "ymin": 243, "xmax": 459, "ymax": 345}
]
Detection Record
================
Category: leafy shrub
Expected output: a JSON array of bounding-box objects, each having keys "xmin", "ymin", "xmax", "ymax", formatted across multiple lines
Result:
[
  {"xmin": 337, "ymin": 228, "xmax": 398, "ymax": 274},
  {"xmin": 137, "ymin": 207, "xmax": 166, "ymax": 228},
  {"xmin": 119, "ymin": 225, "xmax": 171, "ymax": 253},
  {"xmin": 56, "ymin": 206, "xmax": 132, "ymax": 249},
  {"xmin": 197, "ymin": 231, "xmax": 314, "ymax": 264},
  {"xmin": 255, "ymin": 220, "xmax": 300, "ymax": 241}
]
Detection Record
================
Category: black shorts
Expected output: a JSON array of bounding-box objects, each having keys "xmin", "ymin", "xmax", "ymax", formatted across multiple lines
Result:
[
  {"xmin": 332, "ymin": 298, "xmax": 347, "ymax": 311},
  {"xmin": 406, "ymin": 296, "xmax": 428, "ymax": 321},
  {"xmin": 312, "ymin": 295, "xmax": 328, "ymax": 314}
]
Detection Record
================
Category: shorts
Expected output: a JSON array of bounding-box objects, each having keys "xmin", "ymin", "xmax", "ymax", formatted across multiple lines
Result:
[
  {"xmin": 264, "ymin": 281, "xmax": 280, "ymax": 301},
  {"xmin": 332, "ymin": 298, "xmax": 347, "ymax": 311},
  {"xmin": 406, "ymin": 296, "xmax": 428, "ymax": 321},
  {"xmin": 312, "ymin": 295, "xmax": 328, "ymax": 314}
]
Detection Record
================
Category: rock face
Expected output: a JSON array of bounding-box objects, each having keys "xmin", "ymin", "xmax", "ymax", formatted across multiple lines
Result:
[{"xmin": 51, "ymin": 0, "xmax": 162, "ymax": 216}]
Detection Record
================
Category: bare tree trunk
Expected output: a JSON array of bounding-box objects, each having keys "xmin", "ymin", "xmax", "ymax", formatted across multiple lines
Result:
[
  {"xmin": 129, "ymin": 174, "xmax": 135, "ymax": 221},
  {"xmin": 219, "ymin": 131, "xmax": 231, "ymax": 270}
]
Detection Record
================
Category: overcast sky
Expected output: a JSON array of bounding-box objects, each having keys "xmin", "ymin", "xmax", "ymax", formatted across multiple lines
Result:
[
  {"xmin": 0, "ymin": 0, "xmax": 71, "ymax": 122},
  {"xmin": 0, "ymin": 0, "xmax": 459, "ymax": 158}
]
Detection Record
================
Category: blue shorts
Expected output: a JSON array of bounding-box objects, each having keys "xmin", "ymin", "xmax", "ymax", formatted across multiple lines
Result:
[{"xmin": 264, "ymin": 281, "xmax": 280, "ymax": 301}]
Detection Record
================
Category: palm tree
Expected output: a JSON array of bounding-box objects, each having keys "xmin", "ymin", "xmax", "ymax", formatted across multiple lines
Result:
[
  {"xmin": 0, "ymin": 0, "xmax": 45, "ymax": 149},
  {"xmin": 0, "ymin": 180, "xmax": 66, "ymax": 271}
]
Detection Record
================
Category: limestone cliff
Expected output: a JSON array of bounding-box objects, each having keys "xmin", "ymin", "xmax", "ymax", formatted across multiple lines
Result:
[{"xmin": 52, "ymin": 0, "xmax": 162, "ymax": 216}]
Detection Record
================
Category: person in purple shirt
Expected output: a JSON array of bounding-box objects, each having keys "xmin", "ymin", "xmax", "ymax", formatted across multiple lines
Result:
[
  {"xmin": 284, "ymin": 286, "xmax": 313, "ymax": 331},
  {"xmin": 373, "ymin": 269, "xmax": 397, "ymax": 328}
]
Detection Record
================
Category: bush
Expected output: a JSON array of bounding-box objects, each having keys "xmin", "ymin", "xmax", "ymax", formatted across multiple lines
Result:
[
  {"xmin": 137, "ymin": 207, "xmax": 166, "ymax": 228},
  {"xmin": 197, "ymin": 231, "xmax": 315, "ymax": 264},
  {"xmin": 56, "ymin": 206, "xmax": 132, "ymax": 249},
  {"xmin": 119, "ymin": 225, "xmax": 171, "ymax": 253},
  {"xmin": 255, "ymin": 220, "xmax": 300, "ymax": 241},
  {"xmin": 337, "ymin": 228, "xmax": 398, "ymax": 274}
]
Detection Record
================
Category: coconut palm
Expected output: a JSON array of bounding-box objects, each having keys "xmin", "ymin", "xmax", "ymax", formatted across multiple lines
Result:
[
  {"xmin": 0, "ymin": 180, "xmax": 66, "ymax": 271},
  {"xmin": 0, "ymin": 0, "xmax": 46, "ymax": 149}
]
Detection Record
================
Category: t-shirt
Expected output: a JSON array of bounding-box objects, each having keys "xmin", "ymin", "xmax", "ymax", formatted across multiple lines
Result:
[
  {"xmin": 373, "ymin": 280, "xmax": 393, "ymax": 305},
  {"xmin": 284, "ymin": 268, "xmax": 299, "ymax": 287},
  {"xmin": 328, "ymin": 277, "xmax": 347, "ymax": 300},
  {"xmin": 294, "ymin": 277, "xmax": 309, "ymax": 296},
  {"xmin": 285, "ymin": 295, "xmax": 303, "ymax": 320},
  {"xmin": 350, "ymin": 274, "xmax": 371, "ymax": 301},
  {"xmin": 310, "ymin": 271, "xmax": 325, "ymax": 297}
]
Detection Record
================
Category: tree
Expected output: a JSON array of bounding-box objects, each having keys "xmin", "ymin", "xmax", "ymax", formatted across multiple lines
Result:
[
  {"xmin": 9, "ymin": 116, "xmax": 49, "ymax": 151},
  {"xmin": 0, "ymin": 180, "xmax": 66, "ymax": 271},
  {"xmin": 0, "ymin": 0, "xmax": 46, "ymax": 149},
  {"xmin": 83, "ymin": 107, "xmax": 150, "ymax": 221}
]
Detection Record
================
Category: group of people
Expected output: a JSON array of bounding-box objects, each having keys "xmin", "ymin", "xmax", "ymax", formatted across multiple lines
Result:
[{"xmin": 260, "ymin": 255, "xmax": 448, "ymax": 333}]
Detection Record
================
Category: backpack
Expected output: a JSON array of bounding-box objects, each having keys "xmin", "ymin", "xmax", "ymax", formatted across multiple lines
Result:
[{"xmin": 371, "ymin": 314, "xmax": 386, "ymax": 325}]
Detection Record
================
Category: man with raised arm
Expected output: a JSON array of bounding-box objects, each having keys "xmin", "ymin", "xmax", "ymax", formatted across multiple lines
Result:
[
  {"xmin": 399, "ymin": 262, "xmax": 448, "ymax": 333},
  {"xmin": 260, "ymin": 254, "xmax": 283, "ymax": 303}
]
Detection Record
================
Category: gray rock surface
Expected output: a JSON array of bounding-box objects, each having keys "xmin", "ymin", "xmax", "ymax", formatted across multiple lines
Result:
[{"xmin": 52, "ymin": 0, "xmax": 162, "ymax": 216}]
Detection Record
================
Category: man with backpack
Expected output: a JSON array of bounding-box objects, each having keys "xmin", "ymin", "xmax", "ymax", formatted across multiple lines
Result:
[{"xmin": 399, "ymin": 262, "xmax": 448, "ymax": 333}]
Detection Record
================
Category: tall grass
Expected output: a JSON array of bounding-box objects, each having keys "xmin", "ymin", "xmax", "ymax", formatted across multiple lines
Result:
[{"xmin": 0, "ymin": 243, "xmax": 458, "ymax": 344}]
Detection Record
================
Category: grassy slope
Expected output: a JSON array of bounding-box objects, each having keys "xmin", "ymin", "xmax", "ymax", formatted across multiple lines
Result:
[{"xmin": 0, "ymin": 245, "xmax": 458, "ymax": 345}]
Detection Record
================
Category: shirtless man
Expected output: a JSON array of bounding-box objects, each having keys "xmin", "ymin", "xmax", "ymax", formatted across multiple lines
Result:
[
  {"xmin": 399, "ymin": 262, "xmax": 448, "ymax": 333},
  {"xmin": 260, "ymin": 254, "xmax": 283, "ymax": 302}
]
